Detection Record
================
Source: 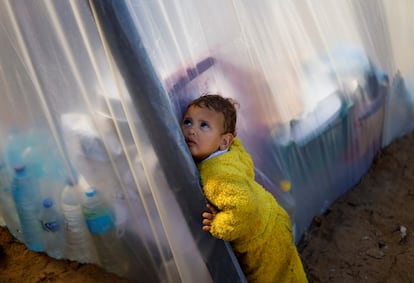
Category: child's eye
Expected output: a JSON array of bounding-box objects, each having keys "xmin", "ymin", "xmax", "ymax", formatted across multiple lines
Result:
[
  {"xmin": 200, "ymin": 122, "xmax": 209, "ymax": 129},
  {"xmin": 183, "ymin": 119, "xmax": 192, "ymax": 127}
]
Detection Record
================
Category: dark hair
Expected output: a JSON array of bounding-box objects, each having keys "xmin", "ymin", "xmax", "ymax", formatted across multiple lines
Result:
[{"xmin": 186, "ymin": 93, "xmax": 238, "ymax": 136}]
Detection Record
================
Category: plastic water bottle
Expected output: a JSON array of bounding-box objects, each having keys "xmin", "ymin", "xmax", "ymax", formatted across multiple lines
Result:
[
  {"xmin": 82, "ymin": 187, "xmax": 129, "ymax": 276},
  {"xmin": 11, "ymin": 164, "xmax": 44, "ymax": 252},
  {"xmin": 0, "ymin": 161, "xmax": 24, "ymax": 242},
  {"xmin": 40, "ymin": 198, "xmax": 64, "ymax": 259},
  {"xmin": 61, "ymin": 178, "xmax": 97, "ymax": 263}
]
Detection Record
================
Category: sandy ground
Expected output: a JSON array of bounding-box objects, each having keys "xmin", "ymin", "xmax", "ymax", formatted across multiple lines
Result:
[
  {"xmin": 0, "ymin": 226, "xmax": 131, "ymax": 283},
  {"xmin": 0, "ymin": 133, "xmax": 413, "ymax": 282},
  {"xmin": 298, "ymin": 132, "xmax": 414, "ymax": 282}
]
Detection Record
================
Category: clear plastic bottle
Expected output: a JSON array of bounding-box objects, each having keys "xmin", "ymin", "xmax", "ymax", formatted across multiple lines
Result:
[
  {"xmin": 81, "ymin": 187, "xmax": 129, "ymax": 276},
  {"xmin": 0, "ymin": 161, "xmax": 24, "ymax": 242},
  {"xmin": 61, "ymin": 178, "xmax": 97, "ymax": 263},
  {"xmin": 40, "ymin": 197, "xmax": 64, "ymax": 259},
  {"xmin": 11, "ymin": 164, "xmax": 44, "ymax": 252}
]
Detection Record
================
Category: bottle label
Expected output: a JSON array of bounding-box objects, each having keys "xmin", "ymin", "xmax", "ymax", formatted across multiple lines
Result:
[
  {"xmin": 41, "ymin": 220, "xmax": 60, "ymax": 233},
  {"xmin": 86, "ymin": 214, "xmax": 115, "ymax": 234}
]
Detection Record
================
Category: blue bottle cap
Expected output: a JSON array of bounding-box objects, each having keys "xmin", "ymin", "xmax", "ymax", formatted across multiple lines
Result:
[
  {"xmin": 85, "ymin": 187, "xmax": 97, "ymax": 197},
  {"xmin": 43, "ymin": 198, "xmax": 54, "ymax": 208},
  {"xmin": 14, "ymin": 164, "xmax": 25, "ymax": 172},
  {"xmin": 65, "ymin": 177, "xmax": 75, "ymax": 187}
]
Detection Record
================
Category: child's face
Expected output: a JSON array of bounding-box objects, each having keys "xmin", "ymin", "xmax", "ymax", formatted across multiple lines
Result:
[{"xmin": 181, "ymin": 105, "xmax": 231, "ymax": 162}]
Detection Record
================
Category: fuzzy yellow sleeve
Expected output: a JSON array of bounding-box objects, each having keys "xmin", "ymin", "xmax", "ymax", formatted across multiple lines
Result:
[{"xmin": 203, "ymin": 174, "xmax": 258, "ymax": 242}]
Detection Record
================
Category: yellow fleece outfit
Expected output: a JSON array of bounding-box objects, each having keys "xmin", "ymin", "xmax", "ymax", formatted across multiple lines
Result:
[{"xmin": 198, "ymin": 138, "xmax": 307, "ymax": 283}]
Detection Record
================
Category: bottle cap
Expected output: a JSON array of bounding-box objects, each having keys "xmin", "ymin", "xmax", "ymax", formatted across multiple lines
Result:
[
  {"xmin": 280, "ymin": 180, "xmax": 291, "ymax": 192},
  {"xmin": 66, "ymin": 178, "xmax": 73, "ymax": 187},
  {"xmin": 43, "ymin": 197, "xmax": 54, "ymax": 208},
  {"xmin": 85, "ymin": 187, "xmax": 97, "ymax": 197},
  {"xmin": 66, "ymin": 177, "xmax": 75, "ymax": 187},
  {"xmin": 14, "ymin": 164, "xmax": 25, "ymax": 172}
]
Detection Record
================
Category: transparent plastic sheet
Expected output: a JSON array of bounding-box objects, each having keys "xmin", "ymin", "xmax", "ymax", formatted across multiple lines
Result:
[
  {"xmin": 125, "ymin": 0, "xmax": 405, "ymax": 240},
  {"xmin": 0, "ymin": 1, "xmax": 216, "ymax": 282},
  {"xmin": 0, "ymin": 0, "xmax": 413, "ymax": 282}
]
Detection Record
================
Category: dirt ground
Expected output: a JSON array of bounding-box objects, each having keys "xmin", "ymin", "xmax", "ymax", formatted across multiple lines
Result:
[
  {"xmin": 298, "ymin": 132, "xmax": 414, "ymax": 282},
  {"xmin": 0, "ymin": 133, "xmax": 413, "ymax": 283},
  {"xmin": 0, "ymin": 227, "xmax": 131, "ymax": 283}
]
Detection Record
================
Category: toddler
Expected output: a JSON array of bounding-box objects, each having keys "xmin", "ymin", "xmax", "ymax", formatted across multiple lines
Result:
[{"xmin": 181, "ymin": 94, "xmax": 307, "ymax": 282}]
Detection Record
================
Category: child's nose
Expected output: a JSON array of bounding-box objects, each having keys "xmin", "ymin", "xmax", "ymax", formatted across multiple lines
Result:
[{"xmin": 188, "ymin": 127, "xmax": 196, "ymax": 135}]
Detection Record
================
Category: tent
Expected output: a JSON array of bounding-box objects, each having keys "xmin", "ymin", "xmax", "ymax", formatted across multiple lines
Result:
[{"xmin": 0, "ymin": 1, "xmax": 413, "ymax": 282}]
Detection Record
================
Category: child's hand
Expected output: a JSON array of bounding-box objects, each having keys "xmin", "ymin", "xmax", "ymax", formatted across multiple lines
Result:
[{"xmin": 202, "ymin": 203, "xmax": 218, "ymax": 232}]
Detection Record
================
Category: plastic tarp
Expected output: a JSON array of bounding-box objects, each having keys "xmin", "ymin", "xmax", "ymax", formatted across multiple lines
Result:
[{"xmin": 0, "ymin": 0, "xmax": 413, "ymax": 282}]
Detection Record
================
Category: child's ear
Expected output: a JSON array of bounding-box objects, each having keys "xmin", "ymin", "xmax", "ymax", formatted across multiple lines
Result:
[{"xmin": 220, "ymin": 133, "xmax": 234, "ymax": 150}]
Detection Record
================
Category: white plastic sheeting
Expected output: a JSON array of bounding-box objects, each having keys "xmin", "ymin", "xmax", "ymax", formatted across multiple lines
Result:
[{"xmin": 0, "ymin": 0, "xmax": 413, "ymax": 282}]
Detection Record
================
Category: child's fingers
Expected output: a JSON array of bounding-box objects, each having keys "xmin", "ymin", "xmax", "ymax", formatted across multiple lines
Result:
[
  {"xmin": 202, "ymin": 225, "xmax": 211, "ymax": 232},
  {"xmin": 202, "ymin": 204, "xmax": 217, "ymax": 232},
  {"xmin": 210, "ymin": 206, "xmax": 218, "ymax": 214},
  {"xmin": 202, "ymin": 218, "xmax": 211, "ymax": 226},
  {"xmin": 202, "ymin": 211, "xmax": 214, "ymax": 219},
  {"xmin": 206, "ymin": 203, "xmax": 218, "ymax": 214},
  {"xmin": 202, "ymin": 217, "xmax": 212, "ymax": 232}
]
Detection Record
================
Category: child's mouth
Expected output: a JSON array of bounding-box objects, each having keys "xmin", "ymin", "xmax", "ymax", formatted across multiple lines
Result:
[{"xmin": 186, "ymin": 139, "xmax": 196, "ymax": 147}]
